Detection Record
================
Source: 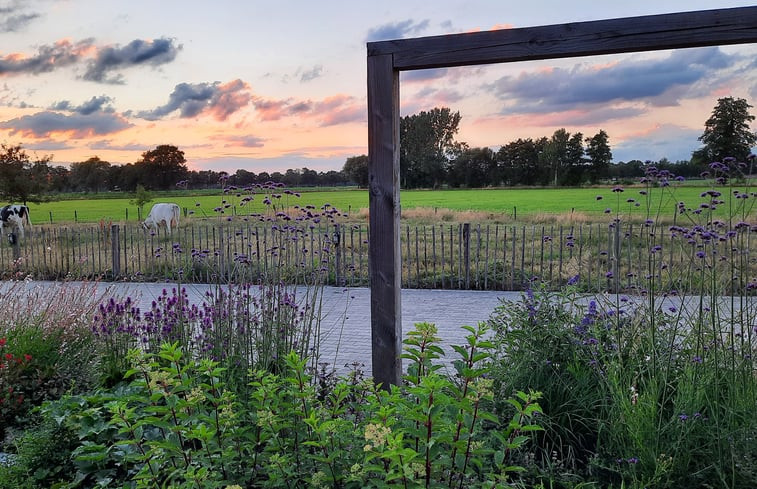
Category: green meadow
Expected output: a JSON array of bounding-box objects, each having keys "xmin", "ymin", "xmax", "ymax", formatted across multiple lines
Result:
[{"xmin": 22, "ymin": 183, "xmax": 754, "ymax": 225}]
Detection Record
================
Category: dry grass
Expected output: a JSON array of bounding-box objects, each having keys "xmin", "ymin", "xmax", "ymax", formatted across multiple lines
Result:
[
  {"xmin": 0, "ymin": 280, "xmax": 109, "ymax": 335},
  {"xmin": 353, "ymin": 206, "xmax": 624, "ymax": 225}
]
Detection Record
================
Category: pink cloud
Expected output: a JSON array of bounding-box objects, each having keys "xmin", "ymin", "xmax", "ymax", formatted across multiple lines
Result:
[
  {"xmin": 208, "ymin": 79, "xmax": 252, "ymax": 121},
  {"xmin": 253, "ymin": 97, "xmax": 290, "ymax": 121}
]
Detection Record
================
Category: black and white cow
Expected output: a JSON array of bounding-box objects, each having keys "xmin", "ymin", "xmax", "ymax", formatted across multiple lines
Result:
[{"xmin": 0, "ymin": 204, "xmax": 31, "ymax": 239}]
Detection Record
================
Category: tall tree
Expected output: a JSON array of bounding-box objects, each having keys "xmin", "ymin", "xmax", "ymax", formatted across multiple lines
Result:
[
  {"xmin": 342, "ymin": 155, "xmax": 369, "ymax": 188},
  {"xmin": 564, "ymin": 132, "xmax": 586, "ymax": 185},
  {"xmin": 400, "ymin": 107, "xmax": 462, "ymax": 188},
  {"xmin": 0, "ymin": 143, "xmax": 53, "ymax": 204},
  {"xmin": 70, "ymin": 156, "xmax": 111, "ymax": 192},
  {"xmin": 135, "ymin": 144, "xmax": 189, "ymax": 190},
  {"xmin": 696, "ymin": 96, "xmax": 756, "ymax": 163},
  {"xmin": 496, "ymin": 138, "xmax": 544, "ymax": 186},
  {"xmin": 447, "ymin": 147, "xmax": 496, "ymax": 188},
  {"xmin": 585, "ymin": 130, "xmax": 612, "ymax": 184},
  {"xmin": 539, "ymin": 129, "xmax": 571, "ymax": 186}
]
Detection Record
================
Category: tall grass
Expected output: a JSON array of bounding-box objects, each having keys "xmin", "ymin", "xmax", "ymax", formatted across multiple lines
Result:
[{"xmin": 488, "ymin": 156, "xmax": 757, "ymax": 488}]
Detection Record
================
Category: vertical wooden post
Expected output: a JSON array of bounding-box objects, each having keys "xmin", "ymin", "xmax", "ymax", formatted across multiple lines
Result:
[
  {"xmin": 462, "ymin": 223, "xmax": 471, "ymax": 289},
  {"xmin": 367, "ymin": 53, "xmax": 402, "ymax": 388},
  {"xmin": 111, "ymin": 224, "xmax": 121, "ymax": 278},
  {"xmin": 10, "ymin": 234, "xmax": 20, "ymax": 262},
  {"xmin": 612, "ymin": 224, "xmax": 621, "ymax": 293},
  {"xmin": 334, "ymin": 224, "xmax": 341, "ymax": 286}
]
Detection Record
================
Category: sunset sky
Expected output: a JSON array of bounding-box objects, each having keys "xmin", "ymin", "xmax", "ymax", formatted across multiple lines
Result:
[{"xmin": 1, "ymin": 0, "xmax": 756, "ymax": 174}]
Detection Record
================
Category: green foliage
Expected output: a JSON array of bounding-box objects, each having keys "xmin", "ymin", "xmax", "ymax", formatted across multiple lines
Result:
[
  {"xmin": 342, "ymin": 154, "xmax": 369, "ymax": 188},
  {"xmin": 0, "ymin": 415, "xmax": 78, "ymax": 489},
  {"xmin": 0, "ymin": 293, "xmax": 99, "ymax": 441},
  {"xmin": 400, "ymin": 107, "xmax": 462, "ymax": 189},
  {"xmin": 485, "ymin": 158, "xmax": 757, "ymax": 488},
  {"xmin": 9, "ymin": 325, "xmax": 542, "ymax": 488},
  {"xmin": 135, "ymin": 144, "xmax": 189, "ymax": 191},
  {"xmin": 128, "ymin": 184, "xmax": 153, "ymax": 214},
  {"xmin": 696, "ymin": 96, "xmax": 756, "ymax": 163},
  {"xmin": 488, "ymin": 285, "xmax": 757, "ymax": 488},
  {"xmin": 0, "ymin": 143, "xmax": 54, "ymax": 204}
]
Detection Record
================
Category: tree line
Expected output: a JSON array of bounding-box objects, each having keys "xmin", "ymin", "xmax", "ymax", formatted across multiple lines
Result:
[
  {"xmin": 0, "ymin": 97, "xmax": 753, "ymax": 203},
  {"xmin": 343, "ymin": 97, "xmax": 756, "ymax": 189},
  {"xmin": 0, "ymin": 144, "xmax": 351, "ymax": 204}
]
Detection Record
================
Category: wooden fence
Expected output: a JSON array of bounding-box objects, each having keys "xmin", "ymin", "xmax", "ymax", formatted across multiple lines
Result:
[{"xmin": 0, "ymin": 221, "xmax": 753, "ymax": 294}]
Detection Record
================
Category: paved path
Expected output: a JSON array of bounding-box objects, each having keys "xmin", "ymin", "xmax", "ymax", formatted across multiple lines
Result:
[
  {"xmin": 7, "ymin": 281, "xmax": 751, "ymax": 377},
  {"xmin": 4, "ymin": 280, "xmax": 520, "ymax": 376}
]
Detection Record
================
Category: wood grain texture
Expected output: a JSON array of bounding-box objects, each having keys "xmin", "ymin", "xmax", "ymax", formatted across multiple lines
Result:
[
  {"xmin": 367, "ymin": 54, "xmax": 402, "ymax": 387},
  {"xmin": 368, "ymin": 7, "xmax": 757, "ymax": 70}
]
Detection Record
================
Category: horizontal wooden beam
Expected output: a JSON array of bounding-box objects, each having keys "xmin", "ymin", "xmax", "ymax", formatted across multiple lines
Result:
[{"xmin": 368, "ymin": 6, "xmax": 757, "ymax": 70}]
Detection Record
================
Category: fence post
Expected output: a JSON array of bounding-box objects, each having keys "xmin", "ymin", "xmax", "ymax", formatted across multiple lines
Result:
[
  {"xmin": 334, "ymin": 224, "xmax": 342, "ymax": 286},
  {"xmin": 49, "ymin": 211, "xmax": 53, "ymax": 224},
  {"xmin": 125, "ymin": 208, "xmax": 129, "ymax": 221},
  {"xmin": 611, "ymin": 224, "xmax": 621, "ymax": 293},
  {"xmin": 462, "ymin": 222, "xmax": 471, "ymax": 289},
  {"xmin": 9, "ymin": 233, "xmax": 20, "ymax": 262},
  {"xmin": 111, "ymin": 224, "xmax": 120, "ymax": 278}
]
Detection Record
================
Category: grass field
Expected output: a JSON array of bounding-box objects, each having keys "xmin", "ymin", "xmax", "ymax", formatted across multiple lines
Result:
[{"xmin": 21, "ymin": 182, "xmax": 755, "ymax": 225}]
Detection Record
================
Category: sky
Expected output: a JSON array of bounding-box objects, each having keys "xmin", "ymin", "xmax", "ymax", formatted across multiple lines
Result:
[{"xmin": 1, "ymin": 0, "xmax": 756, "ymax": 175}]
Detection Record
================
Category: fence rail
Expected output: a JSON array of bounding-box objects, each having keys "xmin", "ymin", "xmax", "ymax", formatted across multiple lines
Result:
[{"xmin": 0, "ymin": 221, "xmax": 753, "ymax": 294}]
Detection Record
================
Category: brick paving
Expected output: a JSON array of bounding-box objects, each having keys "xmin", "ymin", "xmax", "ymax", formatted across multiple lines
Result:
[
  {"xmin": 6, "ymin": 280, "xmax": 753, "ymax": 377},
  {"xmin": 8, "ymin": 280, "xmax": 521, "ymax": 376}
]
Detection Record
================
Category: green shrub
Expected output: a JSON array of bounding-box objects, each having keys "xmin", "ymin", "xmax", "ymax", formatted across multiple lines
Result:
[
  {"xmin": 0, "ymin": 282, "xmax": 100, "ymax": 442},
  {"xmin": 488, "ymin": 286, "xmax": 757, "ymax": 488},
  {"xmin": 13, "ymin": 323, "xmax": 543, "ymax": 488},
  {"xmin": 0, "ymin": 415, "xmax": 78, "ymax": 489}
]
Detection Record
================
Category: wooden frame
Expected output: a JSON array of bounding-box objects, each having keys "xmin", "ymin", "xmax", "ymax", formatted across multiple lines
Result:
[{"xmin": 366, "ymin": 6, "xmax": 757, "ymax": 387}]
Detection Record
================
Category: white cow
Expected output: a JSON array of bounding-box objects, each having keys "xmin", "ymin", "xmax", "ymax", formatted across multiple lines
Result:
[
  {"xmin": 142, "ymin": 203, "xmax": 181, "ymax": 235},
  {"xmin": 0, "ymin": 204, "xmax": 31, "ymax": 239}
]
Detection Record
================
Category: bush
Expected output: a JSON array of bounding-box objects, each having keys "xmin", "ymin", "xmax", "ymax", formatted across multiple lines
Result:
[
  {"xmin": 0, "ymin": 282, "xmax": 100, "ymax": 442},
  {"xmin": 0, "ymin": 415, "xmax": 78, "ymax": 489},
  {"xmin": 488, "ymin": 285, "xmax": 757, "ymax": 488},
  {"xmin": 9, "ymin": 323, "xmax": 543, "ymax": 488}
]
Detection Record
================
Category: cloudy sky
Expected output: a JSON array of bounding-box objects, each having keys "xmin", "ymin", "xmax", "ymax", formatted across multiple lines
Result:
[{"xmin": 1, "ymin": 0, "xmax": 756, "ymax": 174}]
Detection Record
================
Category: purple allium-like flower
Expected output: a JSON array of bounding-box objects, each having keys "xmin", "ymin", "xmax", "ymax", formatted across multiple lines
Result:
[
  {"xmin": 567, "ymin": 275, "xmax": 579, "ymax": 286},
  {"xmin": 605, "ymin": 271, "xmax": 613, "ymax": 278},
  {"xmin": 627, "ymin": 457, "xmax": 639, "ymax": 464},
  {"xmin": 612, "ymin": 186, "xmax": 624, "ymax": 193},
  {"xmin": 679, "ymin": 413, "xmax": 688, "ymax": 422},
  {"xmin": 596, "ymin": 195, "xmax": 603, "ymax": 200}
]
